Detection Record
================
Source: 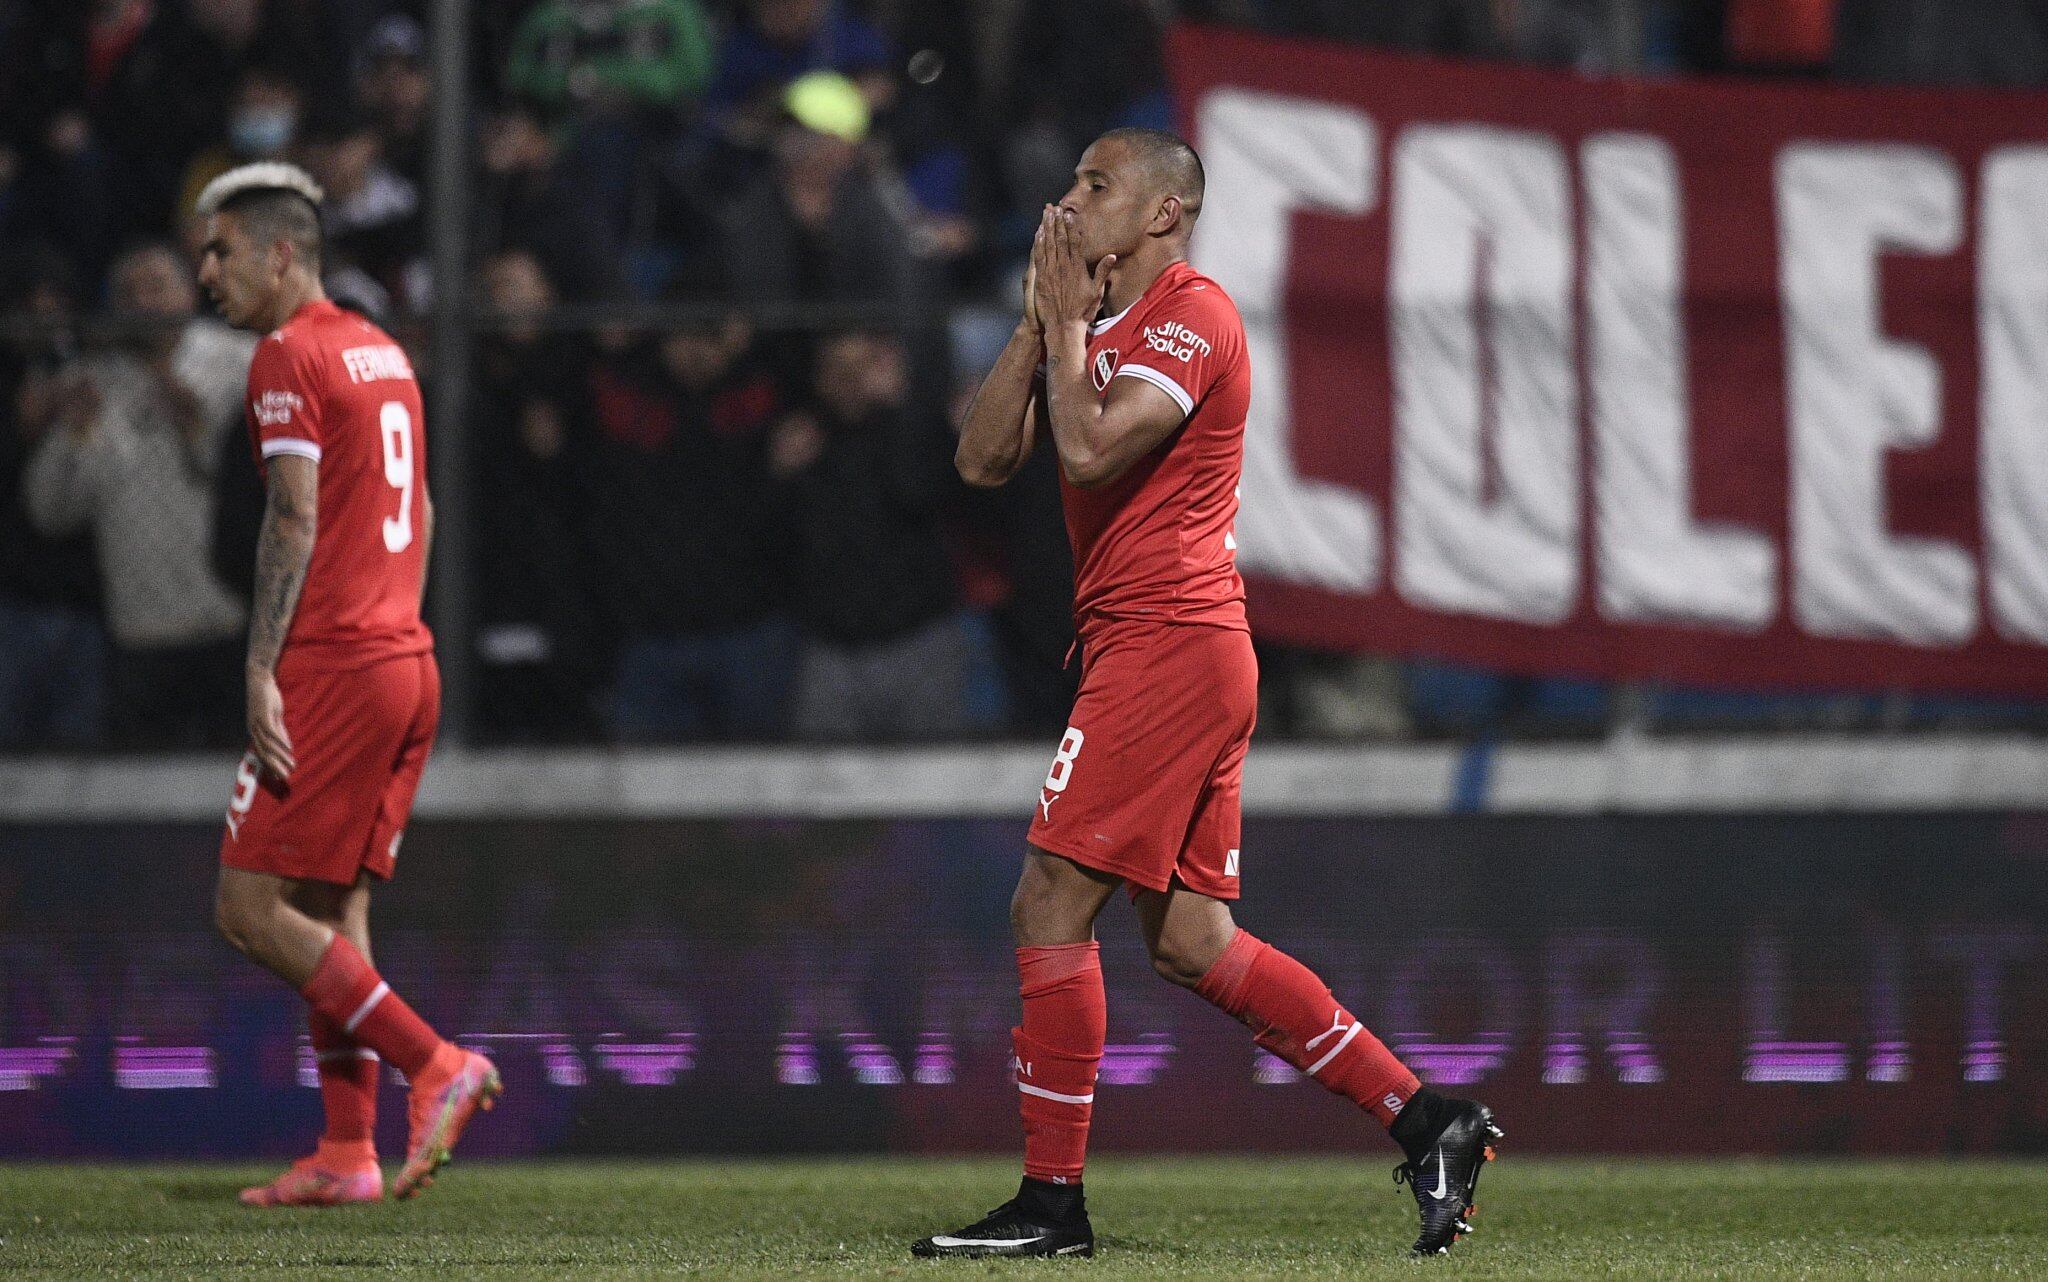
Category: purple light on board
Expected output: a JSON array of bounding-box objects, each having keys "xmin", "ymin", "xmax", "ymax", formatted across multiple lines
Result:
[
  {"xmin": 595, "ymin": 1035, "xmax": 700, "ymax": 1086},
  {"xmin": 1742, "ymin": 1040, "xmax": 1850, "ymax": 1084},
  {"xmin": 114, "ymin": 1040, "xmax": 215, "ymax": 1089},
  {"xmin": 1253, "ymin": 1050, "xmax": 1302, "ymax": 1085},
  {"xmin": 0, "ymin": 1039, "xmax": 75, "ymax": 1091},
  {"xmin": 1962, "ymin": 1039, "xmax": 2006, "ymax": 1084},
  {"xmin": 1393, "ymin": 1041, "xmax": 1510, "ymax": 1087},
  {"xmin": 1866, "ymin": 1040, "xmax": 1910, "ymax": 1083},
  {"xmin": 1099, "ymin": 1037, "xmax": 1175, "ymax": 1087},
  {"xmin": 839, "ymin": 1033, "xmax": 904, "ymax": 1085},
  {"xmin": 912, "ymin": 1035, "xmax": 955, "ymax": 1085},
  {"xmin": 776, "ymin": 1033, "xmax": 821, "ymax": 1085},
  {"xmin": 455, "ymin": 1032, "xmax": 588, "ymax": 1087}
]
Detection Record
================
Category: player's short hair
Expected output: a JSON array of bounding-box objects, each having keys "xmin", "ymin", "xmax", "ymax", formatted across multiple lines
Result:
[
  {"xmin": 195, "ymin": 162, "xmax": 326, "ymax": 268},
  {"xmin": 1095, "ymin": 127, "xmax": 1205, "ymax": 225}
]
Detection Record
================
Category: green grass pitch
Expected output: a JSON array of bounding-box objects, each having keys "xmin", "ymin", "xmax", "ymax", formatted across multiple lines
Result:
[{"xmin": 3, "ymin": 1157, "xmax": 2045, "ymax": 1280}]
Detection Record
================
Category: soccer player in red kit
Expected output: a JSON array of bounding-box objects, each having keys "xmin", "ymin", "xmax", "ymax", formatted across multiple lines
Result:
[
  {"xmin": 913, "ymin": 130, "xmax": 1500, "ymax": 1260},
  {"xmin": 193, "ymin": 163, "xmax": 498, "ymax": 1207}
]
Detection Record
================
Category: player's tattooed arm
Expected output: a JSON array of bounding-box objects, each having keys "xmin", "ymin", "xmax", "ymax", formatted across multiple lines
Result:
[
  {"xmin": 245, "ymin": 453, "xmax": 318, "ymax": 779},
  {"xmin": 954, "ymin": 209, "xmax": 1057, "ymax": 487},
  {"xmin": 1036, "ymin": 212, "xmax": 1182, "ymax": 489}
]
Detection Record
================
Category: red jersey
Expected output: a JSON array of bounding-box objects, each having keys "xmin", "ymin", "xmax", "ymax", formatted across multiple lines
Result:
[
  {"xmin": 1058, "ymin": 261, "xmax": 1250, "ymax": 633},
  {"xmin": 245, "ymin": 299, "xmax": 433, "ymax": 673}
]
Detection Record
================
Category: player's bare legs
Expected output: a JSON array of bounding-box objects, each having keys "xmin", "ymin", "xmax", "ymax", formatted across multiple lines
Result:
[
  {"xmin": 215, "ymin": 867, "xmax": 347, "ymax": 986},
  {"xmin": 215, "ymin": 866, "xmax": 499, "ymax": 1203},
  {"xmin": 1010, "ymin": 846, "xmax": 1121, "ymax": 945},
  {"xmin": 1130, "ymin": 880, "xmax": 1235, "ymax": 985},
  {"xmin": 1136, "ymin": 881, "xmax": 1502, "ymax": 1255}
]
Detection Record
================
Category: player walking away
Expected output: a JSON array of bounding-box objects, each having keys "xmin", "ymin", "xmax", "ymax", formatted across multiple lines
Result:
[
  {"xmin": 195, "ymin": 163, "xmax": 499, "ymax": 1208},
  {"xmin": 913, "ymin": 130, "xmax": 1500, "ymax": 1261}
]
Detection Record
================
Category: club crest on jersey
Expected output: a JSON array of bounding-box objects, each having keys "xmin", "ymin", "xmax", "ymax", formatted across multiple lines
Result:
[{"xmin": 1092, "ymin": 348, "xmax": 1118, "ymax": 391}]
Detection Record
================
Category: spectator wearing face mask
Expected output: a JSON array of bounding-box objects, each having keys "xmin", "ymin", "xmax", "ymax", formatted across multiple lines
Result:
[
  {"xmin": 20, "ymin": 243, "xmax": 254, "ymax": 749},
  {"xmin": 94, "ymin": 0, "xmax": 283, "ymax": 239},
  {"xmin": 176, "ymin": 64, "xmax": 303, "ymax": 224}
]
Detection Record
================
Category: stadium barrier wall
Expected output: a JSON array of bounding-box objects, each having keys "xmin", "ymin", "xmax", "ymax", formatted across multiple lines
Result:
[
  {"xmin": 6, "ymin": 738, "xmax": 2048, "ymax": 821},
  {"xmin": 1, "ymin": 744, "xmax": 2043, "ymax": 1158}
]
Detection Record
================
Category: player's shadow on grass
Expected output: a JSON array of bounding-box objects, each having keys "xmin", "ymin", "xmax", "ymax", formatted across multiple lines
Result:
[{"xmin": 159, "ymin": 1177, "xmax": 253, "ymax": 1203}]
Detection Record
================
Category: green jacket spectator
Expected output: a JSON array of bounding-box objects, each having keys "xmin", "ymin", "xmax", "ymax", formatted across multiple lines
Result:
[{"xmin": 507, "ymin": 0, "xmax": 719, "ymax": 111}]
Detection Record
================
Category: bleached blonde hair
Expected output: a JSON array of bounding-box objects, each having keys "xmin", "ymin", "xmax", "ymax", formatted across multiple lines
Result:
[{"xmin": 194, "ymin": 162, "xmax": 326, "ymax": 218}]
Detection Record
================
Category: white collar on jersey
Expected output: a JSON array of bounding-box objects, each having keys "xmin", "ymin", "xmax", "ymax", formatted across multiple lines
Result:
[
  {"xmin": 1090, "ymin": 297, "xmax": 1137, "ymax": 336},
  {"xmin": 1081, "ymin": 292, "xmax": 1146, "ymax": 333},
  {"xmin": 1091, "ymin": 263, "xmax": 1195, "ymax": 335}
]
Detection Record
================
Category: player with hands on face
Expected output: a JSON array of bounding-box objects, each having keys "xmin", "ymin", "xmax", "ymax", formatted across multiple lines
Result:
[{"xmin": 919, "ymin": 129, "xmax": 1500, "ymax": 1262}]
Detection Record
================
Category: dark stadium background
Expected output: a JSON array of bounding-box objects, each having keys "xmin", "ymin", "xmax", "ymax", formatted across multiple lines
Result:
[{"xmin": 2, "ymin": 0, "xmax": 2046, "ymax": 1163}]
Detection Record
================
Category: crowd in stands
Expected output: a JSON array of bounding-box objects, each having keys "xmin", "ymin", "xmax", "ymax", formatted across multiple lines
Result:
[{"xmin": 4, "ymin": 0, "xmax": 2047, "ymax": 749}]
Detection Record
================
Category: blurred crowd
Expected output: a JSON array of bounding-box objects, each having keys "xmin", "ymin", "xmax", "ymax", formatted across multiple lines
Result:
[{"xmin": 5, "ymin": 0, "xmax": 2048, "ymax": 750}]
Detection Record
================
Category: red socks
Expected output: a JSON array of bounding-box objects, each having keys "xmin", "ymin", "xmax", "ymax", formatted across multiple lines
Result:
[
  {"xmin": 301, "ymin": 935, "xmax": 445, "ymax": 1081},
  {"xmin": 1195, "ymin": 929, "xmax": 1419, "ymax": 1127},
  {"xmin": 1014, "ymin": 942, "xmax": 1105, "ymax": 1184},
  {"xmin": 308, "ymin": 1009, "xmax": 378, "ymax": 1148}
]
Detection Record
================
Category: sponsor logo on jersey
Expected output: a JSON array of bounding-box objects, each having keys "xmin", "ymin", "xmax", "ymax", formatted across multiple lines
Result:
[
  {"xmin": 1092, "ymin": 348, "xmax": 1118, "ymax": 391},
  {"xmin": 1140, "ymin": 320, "xmax": 1211, "ymax": 364},
  {"xmin": 251, "ymin": 389, "xmax": 304, "ymax": 427},
  {"xmin": 341, "ymin": 344, "xmax": 415, "ymax": 385}
]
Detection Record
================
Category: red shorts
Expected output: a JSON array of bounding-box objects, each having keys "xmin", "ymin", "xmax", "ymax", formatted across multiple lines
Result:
[
  {"xmin": 1026, "ymin": 621, "xmax": 1257, "ymax": 900},
  {"xmin": 220, "ymin": 652, "xmax": 439, "ymax": 886}
]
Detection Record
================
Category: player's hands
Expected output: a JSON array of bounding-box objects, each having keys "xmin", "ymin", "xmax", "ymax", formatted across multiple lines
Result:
[
  {"xmin": 1032, "ymin": 206, "xmax": 1115, "ymax": 330},
  {"xmin": 1021, "ymin": 227, "xmax": 1042, "ymax": 336},
  {"xmin": 246, "ymin": 667, "xmax": 296, "ymax": 782}
]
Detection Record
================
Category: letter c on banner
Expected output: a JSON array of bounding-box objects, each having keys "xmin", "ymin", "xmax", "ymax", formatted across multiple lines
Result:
[{"xmin": 1194, "ymin": 88, "xmax": 1381, "ymax": 592}]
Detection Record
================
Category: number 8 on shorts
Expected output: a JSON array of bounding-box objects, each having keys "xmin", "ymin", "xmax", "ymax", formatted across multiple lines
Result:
[{"xmin": 1043, "ymin": 727, "xmax": 1085, "ymax": 794}]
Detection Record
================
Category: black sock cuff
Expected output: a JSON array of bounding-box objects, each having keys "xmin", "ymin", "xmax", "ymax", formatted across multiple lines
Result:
[
  {"xmin": 1388, "ymin": 1086, "xmax": 1445, "ymax": 1156},
  {"xmin": 1019, "ymin": 1175, "xmax": 1086, "ymax": 1221}
]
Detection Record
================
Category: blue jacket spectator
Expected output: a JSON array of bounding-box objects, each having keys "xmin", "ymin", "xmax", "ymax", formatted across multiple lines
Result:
[{"xmin": 708, "ymin": 0, "xmax": 893, "ymax": 114}]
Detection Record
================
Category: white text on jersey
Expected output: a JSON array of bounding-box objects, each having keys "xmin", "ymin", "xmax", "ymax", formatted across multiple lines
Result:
[
  {"xmin": 341, "ymin": 345, "xmax": 415, "ymax": 385},
  {"xmin": 1141, "ymin": 321, "xmax": 1211, "ymax": 363},
  {"xmin": 252, "ymin": 389, "xmax": 303, "ymax": 427}
]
